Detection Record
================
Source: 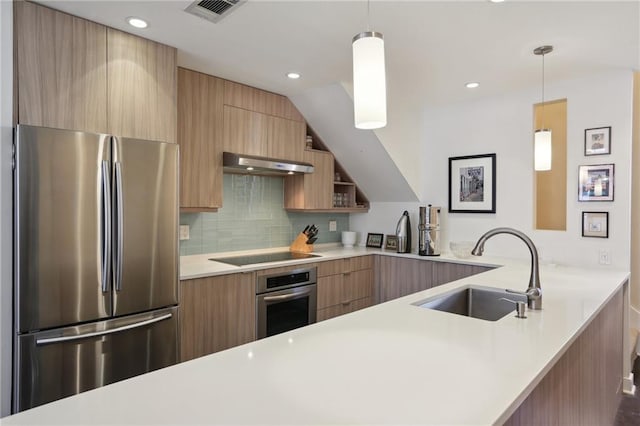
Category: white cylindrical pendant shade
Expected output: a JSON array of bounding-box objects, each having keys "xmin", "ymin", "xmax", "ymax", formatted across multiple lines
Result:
[
  {"xmin": 534, "ymin": 129, "xmax": 552, "ymax": 171},
  {"xmin": 352, "ymin": 31, "xmax": 387, "ymax": 129}
]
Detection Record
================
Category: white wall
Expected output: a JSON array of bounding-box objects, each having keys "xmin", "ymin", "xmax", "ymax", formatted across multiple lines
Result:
[
  {"xmin": 352, "ymin": 71, "xmax": 633, "ymax": 271},
  {"xmin": 0, "ymin": 0, "xmax": 12, "ymax": 416}
]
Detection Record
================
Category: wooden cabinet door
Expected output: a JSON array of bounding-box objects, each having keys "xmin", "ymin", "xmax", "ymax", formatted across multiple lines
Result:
[
  {"xmin": 431, "ymin": 262, "xmax": 491, "ymax": 288},
  {"xmin": 178, "ymin": 68, "xmax": 224, "ymax": 210},
  {"xmin": 15, "ymin": 1, "xmax": 107, "ymax": 133},
  {"xmin": 267, "ymin": 116, "xmax": 305, "ymax": 162},
  {"xmin": 317, "ymin": 274, "xmax": 343, "ymax": 310},
  {"xmin": 376, "ymin": 257, "xmax": 433, "ymax": 303},
  {"xmin": 222, "ymin": 106, "xmax": 268, "ymax": 156},
  {"xmin": 303, "ymin": 150, "xmax": 334, "ymax": 209},
  {"xmin": 107, "ymin": 29, "xmax": 177, "ymax": 143},
  {"xmin": 345, "ymin": 269, "xmax": 373, "ymax": 302},
  {"xmin": 224, "ymin": 80, "xmax": 304, "ymax": 122},
  {"xmin": 180, "ymin": 273, "xmax": 256, "ymax": 362}
]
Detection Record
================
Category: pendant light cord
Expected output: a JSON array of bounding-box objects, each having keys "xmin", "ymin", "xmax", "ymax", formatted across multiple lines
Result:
[
  {"xmin": 541, "ymin": 52, "xmax": 545, "ymax": 129},
  {"xmin": 367, "ymin": 0, "xmax": 371, "ymax": 31}
]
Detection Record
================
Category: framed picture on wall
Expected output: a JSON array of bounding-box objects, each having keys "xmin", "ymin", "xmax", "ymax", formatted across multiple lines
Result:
[
  {"xmin": 584, "ymin": 127, "xmax": 611, "ymax": 156},
  {"xmin": 578, "ymin": 164, "xmax": 614, "ymax": 202},
  {"xmin": 448, "ymin": 153, "xmax": 496, "ymax": 213},
  {"xmin": 582, "ymin": 211, "xmax": 609, "ymax": 238}
]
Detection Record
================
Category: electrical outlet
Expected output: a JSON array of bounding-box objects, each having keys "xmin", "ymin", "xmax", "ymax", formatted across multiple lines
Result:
[
  {"xmin": 179, "ymin": 225, "xmax": 190, "ymax": 241},
  {"xmin": 599, "ymin": 249, "xmax": 611, "ymax": 265},
  {"xmin": 329, "ymin": 220, "xmax": 337, "ymax": 232}
]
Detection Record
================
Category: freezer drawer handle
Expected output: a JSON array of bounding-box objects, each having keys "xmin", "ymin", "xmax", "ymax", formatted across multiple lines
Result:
[
  {"xmin": 101, "ymin": 160, "xmax": 112, "ymax": 293},
  {"xmin": 35, "ymin": 313, "xmax": 172, "ymax": 346},
  {"xmin": 114, "ymin": 161, "xmax": 124, "ymax": 292}
]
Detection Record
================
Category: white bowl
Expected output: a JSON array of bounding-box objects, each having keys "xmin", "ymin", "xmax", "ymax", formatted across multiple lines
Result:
[
  {"xmin": 341, "ymin": 231, "xmax": 357, "ymax": 248},
  {"xmin": 449, "ymin": 241, "xmax": 475, "ymax": 259}
]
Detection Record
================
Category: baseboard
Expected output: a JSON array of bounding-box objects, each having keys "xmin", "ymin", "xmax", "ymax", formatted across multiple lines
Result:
[{"xmin": 623, "ymin": 373, "xmax": 636, "ymax": 396}]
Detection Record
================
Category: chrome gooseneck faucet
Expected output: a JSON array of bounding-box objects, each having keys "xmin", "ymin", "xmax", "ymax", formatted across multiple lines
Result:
[{"xmin": 471, "ymin": 227, "xmax": 542, "ymax": 310}]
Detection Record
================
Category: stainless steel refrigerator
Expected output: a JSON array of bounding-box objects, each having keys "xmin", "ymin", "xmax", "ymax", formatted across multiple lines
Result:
[{"xmin": 13, "ymin": 125, "xmax": 179, "ymax": 412}]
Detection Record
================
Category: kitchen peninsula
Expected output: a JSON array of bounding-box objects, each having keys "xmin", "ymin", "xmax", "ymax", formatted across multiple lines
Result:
[{"xmin": 0, "ymin": 247, "xmax": 629, "ymax": 425}]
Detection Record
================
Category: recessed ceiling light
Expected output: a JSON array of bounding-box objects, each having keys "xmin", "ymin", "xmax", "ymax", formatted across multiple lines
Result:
[
  {"xmin": 126, "ymin": 17, "xmax": 148, "ymax": 29},
  {"xmin": 465, "ymin": 82, "xmax": 480, "ymax": 89},
  {"xmin": 287, "ymin": 72, "xmax": 301, "ymax": 79},
  {"xmin": 489, "ymin": 0, "xmax": 505, "ymax": 3}
]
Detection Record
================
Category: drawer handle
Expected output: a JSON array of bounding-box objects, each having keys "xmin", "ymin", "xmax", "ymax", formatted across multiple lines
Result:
[
  {"xmin": 342, "ymin": 300, "xmax": 351, "ymax": 306},
  {"xmin": 343, "ymin": 272, "xmax": 351, "ymax": 276}
]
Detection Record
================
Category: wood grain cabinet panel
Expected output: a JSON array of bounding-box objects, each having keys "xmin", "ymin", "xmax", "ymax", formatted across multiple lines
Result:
[
  {"xmin": 376, "ymin": 258, "xmax": 493, "ymax": 303},
  {"xmin": 267, "ymin": 116, "xmax": 305, "ymax": 162},
  {"xmin": 222, "ymin": 105, "xmax": 268, "ymax": 156},
  {"xmin": 316, "ymin": 257, "xmax": 373, "ymax": 321},
  {"xmin": 107, "ymin": 28, "xmax": 177, "ymax": 143},
  {"xmin": 284, "ymin": 149, "xmax": 334, "ymax": 210},
  {"xmin": 430, "ymin": 262, "xmax": 491, "ymax": 288},
  {"xmin": 180, "ymin": 273, "xmax": 256, "ymax": 362},
  {"xmin": 377, "ymin": 257, "xmax": 433, "ymax": 303},
  {"xmin": 15, "ymin": 1, "xmax": 108, "ymax": 132},
  {"xmin": 223, "ymin": 80, "xmax": 304, "ymax": 122},
  {"xmin": 178, "ymin": 68, "xmax": 224, "ymax": 210}
]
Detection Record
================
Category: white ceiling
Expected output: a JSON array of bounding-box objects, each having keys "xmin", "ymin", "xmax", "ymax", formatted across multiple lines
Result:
[
  {"xmin": 41, "ymin": 0, "xmax": 639, "ymax": 105},
  {"xmin": 38, "ymin": 0, "xmax": 640, "ymax": 202}
]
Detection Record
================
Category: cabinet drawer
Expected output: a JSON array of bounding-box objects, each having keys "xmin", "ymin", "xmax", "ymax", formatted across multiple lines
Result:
[
  {"xmin": 317, "ymin": 296, "xmax": 373, "ymax": 322},
  {"xmin": 317, "ymin": 256, "xmax": 373, "ymax": 277},
  {"xmin": 317, "ymin": 269, "xmax": 373, "ymax": 310}
]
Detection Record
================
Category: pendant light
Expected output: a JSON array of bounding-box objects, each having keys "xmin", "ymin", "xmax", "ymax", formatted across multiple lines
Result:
[
  {"xmin": 352, "ymin": 0, "xmax": 387, "ymax": 129},
  {"xmin": 534, "ymin": 45, "xmax": 553, "ymax": 171}
]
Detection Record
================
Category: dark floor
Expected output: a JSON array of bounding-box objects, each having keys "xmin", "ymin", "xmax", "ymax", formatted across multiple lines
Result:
[{"xmin": 614, "ymin": 356, "xmax": 640, "ymax": 425}]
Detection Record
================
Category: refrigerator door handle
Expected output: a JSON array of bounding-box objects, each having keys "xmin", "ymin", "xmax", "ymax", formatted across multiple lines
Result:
[
  {"xmin": 114, "ymin": 161, "xmax": 124, "ymax": 292},
  {"xmin": 100, "ymin": 160, "xmax": 111, "ymax": 293},
  {"xmin": 35, "ymin": 313, "xmax": 173, "ymax": 346}
]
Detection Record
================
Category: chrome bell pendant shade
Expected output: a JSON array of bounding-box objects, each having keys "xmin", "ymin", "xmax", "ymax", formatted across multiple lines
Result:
[
  {"xmin": 534, "ymin": 45, "xmax": 553, "ymax": 171},
  {"xmin": 352, "ymin": 1, "xmax": 387, "ymax": 129}
]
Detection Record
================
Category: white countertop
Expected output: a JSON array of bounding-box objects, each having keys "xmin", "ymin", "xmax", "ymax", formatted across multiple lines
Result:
[
  {"xmin": 179, "ymin": 243, "xmax": 503, "ymax": 280},
  {"xmin": 1, "ymin": 247, "xmax": 630, "ymax": 425}
]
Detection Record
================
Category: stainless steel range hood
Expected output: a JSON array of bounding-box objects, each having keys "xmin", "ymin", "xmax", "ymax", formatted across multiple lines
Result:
[{"xmin": 223, "ymin": 152, "xmax": 314, "ymax": 175}]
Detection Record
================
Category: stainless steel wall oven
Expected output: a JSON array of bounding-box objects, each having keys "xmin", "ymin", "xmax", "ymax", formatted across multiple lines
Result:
[{"xmin": 256, "ymin": 267, "xmax": 317, "ymax": 339}]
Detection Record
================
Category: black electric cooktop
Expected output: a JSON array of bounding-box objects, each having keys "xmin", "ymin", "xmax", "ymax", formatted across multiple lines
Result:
[{"xmin": 209, "ymin": 251, "xmax": 320, "ymax": 266}]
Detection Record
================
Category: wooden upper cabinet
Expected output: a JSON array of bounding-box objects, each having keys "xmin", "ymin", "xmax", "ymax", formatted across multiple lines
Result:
[
  {"xmin": 284, "ymin": 149, "xmax": 334, "ymax": 210},
  {"xmin": 15, "ymin": 1, "xmax": 108, "ymax": 132},
  {"xmin": 107, "ymin": 29, "xmax": 177, "ymax": 143},
  {"xmin": 223, "ymin": 80, "xmax": 303, "ymax": 122},
  {"xmin": 267, "ymin": 116, "xmax": 305, "ymax": 162},
  {"xmin": 178, "ymin": 68, "xmax": 224, "ymax": 211},
  {"xmin": 223, "ymin": 105, "xmax": 268, "ymax": 156}
]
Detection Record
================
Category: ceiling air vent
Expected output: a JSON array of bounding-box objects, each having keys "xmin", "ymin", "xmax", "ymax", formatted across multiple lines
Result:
[{"xmin": 185, "ymin": 0, "xmax": 246, "ymax": 23}]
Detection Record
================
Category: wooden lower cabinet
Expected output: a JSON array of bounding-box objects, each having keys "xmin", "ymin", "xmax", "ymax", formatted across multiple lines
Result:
[
  {"xmin": 180, "ymin": 272, "xmax": 256, "ymax": 362},
  {"xmin": 316, "ymin": 257, "xmax": 374, "ymax": 321},
  {"xmin": 505, "ymin": 287, "xmax": 623, "ymax": 425},
  {"xmin": 376, "ymin": 257, "xmax": 493, "ymax": 303}
]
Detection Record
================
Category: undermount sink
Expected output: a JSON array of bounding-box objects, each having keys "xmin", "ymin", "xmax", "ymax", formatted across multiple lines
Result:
[{"xmin": 414, "ymin": 285, "xmax": 527, "ymax": 321}]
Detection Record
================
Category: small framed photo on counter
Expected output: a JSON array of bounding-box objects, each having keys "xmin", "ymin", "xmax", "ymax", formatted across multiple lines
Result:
[
  {"xmin": 385, "ymin": 235, "xmax": 398, "ymax": 251},
  {"xmin": 582, "ymin": 211, "xmax": 609, "ymax": 238},
  {"xmin": 365, "ymin": 233, "xmax": 384, "ymax": 248}
]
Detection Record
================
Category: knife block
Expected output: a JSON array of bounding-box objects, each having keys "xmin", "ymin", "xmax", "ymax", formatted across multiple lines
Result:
[{"xmin": 290, "ymin": 232, "xmax": 313, "ymax": 254}]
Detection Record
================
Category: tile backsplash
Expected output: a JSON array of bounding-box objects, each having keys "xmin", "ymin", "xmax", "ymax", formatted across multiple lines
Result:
[{"xmin": 179, "ymin": 174, "xmax": 349, "ymax": 256}]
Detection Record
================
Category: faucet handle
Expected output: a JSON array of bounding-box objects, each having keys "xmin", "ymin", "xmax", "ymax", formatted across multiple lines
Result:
[{"xmin": 499, "ymin": 297, "xmax": 527, "ymax": 319}]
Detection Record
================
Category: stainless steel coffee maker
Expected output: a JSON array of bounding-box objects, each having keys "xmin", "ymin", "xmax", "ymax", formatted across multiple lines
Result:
[
  {"xmin": 395, "ymin": 210, "xmax": 412, "ymax": 253},
  {"xmin": 418, "ymin": 205, "xmax": 441, "ymax": 256}
]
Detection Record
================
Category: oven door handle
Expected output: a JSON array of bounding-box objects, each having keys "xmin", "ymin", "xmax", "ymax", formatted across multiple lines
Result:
[{"xmin": 263, "ymin": 288, "xmax": 311, "ymax": 302}]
